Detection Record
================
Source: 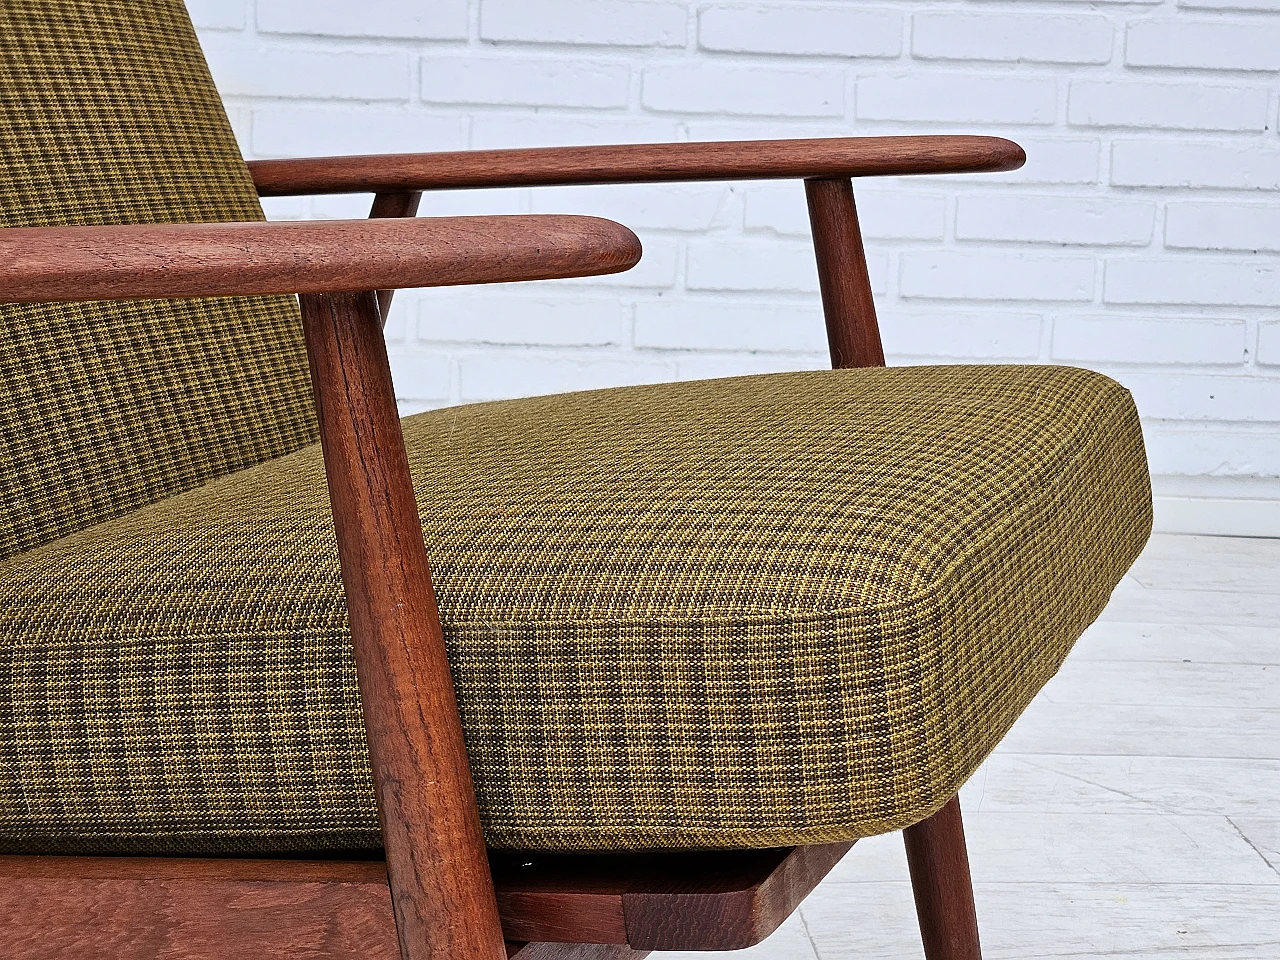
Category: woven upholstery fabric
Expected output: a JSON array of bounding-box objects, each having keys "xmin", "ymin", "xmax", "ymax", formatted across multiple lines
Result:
[
  {"xmin": 0, "ymin": 365, "xmax": 1151, "ymax": 855},
  {"xmin": 0, "ymin": 0, "xmax": 316, "ymax": 560}
]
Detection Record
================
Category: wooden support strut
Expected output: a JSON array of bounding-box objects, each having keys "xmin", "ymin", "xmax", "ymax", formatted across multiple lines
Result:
[
  {"xmin": 904, "ymin": 797, "xmax": 983, "ymax": 960},
  {"xmin": 804, "ymin": 177, "xmax": 886, "ymax": 370},
  {"xmin": 299, "ymin": 289, "xmax": 507, "ymax": 960},
  {"xmin": 804, "ymin": 178, "xmax": 982, "ymax": 959},
  {"xmin": 369, "ymin": 191, "xmax": 423, "ymax": 322}
]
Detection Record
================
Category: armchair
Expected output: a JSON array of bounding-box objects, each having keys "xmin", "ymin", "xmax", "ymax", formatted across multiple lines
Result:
[{"xmin": 0, "ymin": 5, "xmax": 1151, "ymax": 960}]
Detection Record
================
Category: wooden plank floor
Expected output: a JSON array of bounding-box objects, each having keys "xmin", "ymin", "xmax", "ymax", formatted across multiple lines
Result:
[{"xmin": 660, "ymin": 534, "xmax": 1280, "ymax": 960}]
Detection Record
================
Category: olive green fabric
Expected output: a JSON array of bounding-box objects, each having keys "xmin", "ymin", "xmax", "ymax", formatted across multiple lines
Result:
[
  {"xmin": 0, "ymin": 0, "xmax": 316, "ymax": 560},
  {"xmin": 0, "ymin": 365, "xmax": 1152, "ymax": 855}
]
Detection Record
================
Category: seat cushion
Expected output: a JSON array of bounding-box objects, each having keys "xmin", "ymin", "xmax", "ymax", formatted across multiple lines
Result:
[{"xmin": 0, "ymin": 365, "xmax": 1152, "ymax": 855}]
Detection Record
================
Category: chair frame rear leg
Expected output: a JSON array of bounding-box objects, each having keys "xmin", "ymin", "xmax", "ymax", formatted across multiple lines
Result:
[
  {"xmin": 802, "ymin": 181, "xmax": 982, "ymax": 960},
  {"xmin": 904, "ymin": 797, "xmax": 983, "ymax": 960}
]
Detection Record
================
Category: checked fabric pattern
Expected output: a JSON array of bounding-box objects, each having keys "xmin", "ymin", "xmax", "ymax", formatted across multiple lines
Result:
[
  {"xmin": 0, "ymin": 366, "xmax": 1152, "ymax": 854},
  {"xmin": 0, "ymin": 0, "xmax": 316, "ymax": 560}
]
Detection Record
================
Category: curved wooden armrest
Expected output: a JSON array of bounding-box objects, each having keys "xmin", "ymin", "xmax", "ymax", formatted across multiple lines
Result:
[
  {"xmin": 247, "ymin": 135, "xmax": 1025, "ymax": 197},
  {"xmin": 0, "ymin": 214, "xmax": 640, "ymax": 304}
]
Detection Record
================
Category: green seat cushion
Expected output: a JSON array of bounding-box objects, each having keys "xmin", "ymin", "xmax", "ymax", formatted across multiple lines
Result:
[{"xmin": 0, "ymin": 364, "xmax": 1151, "ymax": 855}]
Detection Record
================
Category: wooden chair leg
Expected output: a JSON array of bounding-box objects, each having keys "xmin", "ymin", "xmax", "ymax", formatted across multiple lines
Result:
[
  {"xmin": 903, "ymin": 796, "xmax": 982, "ymax": 960},
  {"xmin": 300, "ymin": 290, "xmax": 506, "ymax": 960}
]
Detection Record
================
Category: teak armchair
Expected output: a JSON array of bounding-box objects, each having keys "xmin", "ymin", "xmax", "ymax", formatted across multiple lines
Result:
[{"xmin": 0, "ymin": 5, "xmax": 1153, "ymax": 960}]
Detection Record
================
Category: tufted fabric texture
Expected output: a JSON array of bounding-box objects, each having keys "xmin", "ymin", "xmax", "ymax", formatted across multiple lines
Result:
[
  {"xmin": 0, "ymin": 0, "xmax": 316, "ymax": 560},
  {"xmin": 0, "ymin": 365, "xmax": 1152, "ymax": 855}
]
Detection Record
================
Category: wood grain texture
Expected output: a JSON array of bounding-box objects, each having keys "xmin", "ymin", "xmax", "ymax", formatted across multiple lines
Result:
[
  {"xmin": 369, "ymin": 191, "xmax": 424, "ymax": 321},
  {"xmin": 0, "ymin": 843, "xmax": 851, "ymax": 957},
  {"xmin": 490, "ymin": 842, "xmax": 852, "ymax": 949},
  {"xmin": 300, "ymin": 290, "xmax": 506, "ymax": 960},
  {"xmin": 903, "ymin": 797, "xmax": 983, "ymax": 960},
  {"xmin": 622, "ymin": 842, "xmax": 853, "ymax": 950},
  {"xmin": 0, "ymin": 857, "xmax": 400, "ymax": 960},
  {"xmin": 0, "ymin": 215, "xmax": 640, "ymax": 304},
  {"xmin": 805, "ymin": 178, "xmax": 885, "ymax": 369},
  {"xmin": 248, "ymin": 136, "xmax": 1026, "ymax": 196},
  {"xmin": 508, "ymin": 943, "xmax": 651, "ymax": 960}
]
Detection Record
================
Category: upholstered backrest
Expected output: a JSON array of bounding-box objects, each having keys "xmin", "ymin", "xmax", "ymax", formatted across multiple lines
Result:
[{"xmin": 0, "ymin": 0, "xmax": 317, "ymax": 560}]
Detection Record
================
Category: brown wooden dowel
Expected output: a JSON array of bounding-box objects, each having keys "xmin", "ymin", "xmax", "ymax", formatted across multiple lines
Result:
[
  {"xmin": 248, "ymin": 136, "xmax": 1026, "ymax": 197},
  {"xmin": 903, "ymin": 797, "xmax": 982, "ymax": 960},
  {"xmin": 369, "ymin": 191, "xmax": 423, "ymax": 323},
  {"xmin": 300, "ymin": 290, "xmax": 506, "ymax": 960},
  {"xmin": 805, "ymin": 178, "xmax": 885, "ymax": 369}
]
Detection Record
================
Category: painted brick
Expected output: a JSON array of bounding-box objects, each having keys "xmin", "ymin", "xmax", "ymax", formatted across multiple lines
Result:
[
  {"xmin": 1053, "ymin": 317, "xmax": 1246, "ymax": 365},
  {"xmin": 676, "ymin": 354, "xmax": 828, "ymax": 380},
  {"xmin": 980, "ymin": 0, "xmax": 1159, "ymax": 4},
  {"xmin": 1126, "ymin": 20, "xmax": 1280, "ymax": 72},
  {"xmin": 1105, "ymin": 261, "xmax": 1280, "ymax": 307},
  {"xmin": 882, "ymin": 312, "xmax": 1043, "ymax": 360},
  {"xmin": 744, "ymin": 183, "xmax": 946, "ymax": 240},
  {"xmin": 1111, "ymin": 141, "xmax": 1280, "ymax": 191},
  {"xmin": 382, "ymin": 292, "xmax": 418, "ymax": 343},
  {"xmin": 956, "ymin": 195, "xmax": 1156, "ymax": 246},
  {"xmin": 912, "ymin": 13, "xmax": 1113, "ymax": 65},
  {"xmin": 418, "ymin": 295, "xmax": 626, "ymax": 346},
  {"xmin": 250, "ymin": 108, "xmax": 466, "ymax": 158},
  {"xmin": 203, "ymin": 41, "xmax": 410, "ymax": 100},
  {"xmin": 1165, "ymin": 203, "xmax": 1280, "ymax": 253},
  {"xmin": 187, "ymin": 0, "xmax": 245, "ymax": 30},
  {"xmin": 1118, "ymin": 374, "xmax": 1280, "ymax": 422},
  {"xmin": 416, "ymin": 189, "xmax": 533, "ymax": 218},
  {"xmin": 901, "ymin": 252, "xmax": 1096, "ymax": 302},
  {"xmin": 1259, "ymin": 324, "xmax": 1280, "ymax": 366},
  {"xmin": 387, "ymin": 352, "xmax": 453, "ymax": 402},
  {"xmin": 313, "ymin": 195, "xmax": 393, "ymax": 220},
  {"xmin": 460, "ymin": 356, "xmax": 678, "ymax": 401},
  {"xmin": 1069, "ymin": 81, "xmax": 1270, "ymax": 133},
  {"xmin": 191, "ymin": 1, "xmax": 1280, "ymax": 522},
  {"xmin": 470, "ymin": 116, "xmax": 681, "ymax": 150},
  {"xmin": 642, "ymin": 65, "xmax": 844, "ymax": 118},
  {"xmin": 698, "ymin": 5, "xmax": 902, "ymax": 58},
  {"xmin": 1142, "ymin": 422, "xmax": 1280, "ymax": 478},
  {"xmin": 635, "ymin": 301, "xmax": 828, "ymax": 352},
  {"xmin": 257, "ymin": 0, "xmax": 468, "ymax": 39},
  {"xmin": 480, "ymin": 0, "xmax": 688, "ymax": 48},
  {"xmin": 258, "ymin": 196, "xmax": 310, "ymax": 221},
  {"xmin": 681, "ymin": 120, "xmax": 852, "ymax": 142},
  {"xmin": 421, "ymin": 57, "xmax": 631, "ymax": 110},
  {"xmin": 1180, "ymin": 0, "xmax": 1280, "ymax": 9},
  {"xmin": 687, "ymin": 240, "xmax": 889, "ymax": 294},
  {"xmin": 984, "ymin": 138, "xmax": 1101, "ymax": 185},
  {"xmin": 856, "ymin": 74, "xmax": 1056, "ymax": 125},
  {"xmin": 531, "ymin": 184, "xmax": 729, "ymax": 231}
]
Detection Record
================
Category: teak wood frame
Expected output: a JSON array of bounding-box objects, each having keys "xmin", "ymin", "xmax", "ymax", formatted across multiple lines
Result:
[{"xmin": 0, "ymin": 136, "xmax": 1023, "ymax": 960}]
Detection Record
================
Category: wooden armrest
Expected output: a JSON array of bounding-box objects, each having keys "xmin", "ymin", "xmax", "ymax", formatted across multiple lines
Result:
[
  {"xmin": 0, "ymin": 215, "xmax": 640, "ymax": 304},
  {"xmin": 247, "ymin": 135, "xmax": 1025, "ymax": 197}
]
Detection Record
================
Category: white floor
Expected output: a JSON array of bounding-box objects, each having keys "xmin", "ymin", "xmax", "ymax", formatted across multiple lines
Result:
[{"xmin": 664, "ymin": 534, "xmax": 1280, "ymax": 960}]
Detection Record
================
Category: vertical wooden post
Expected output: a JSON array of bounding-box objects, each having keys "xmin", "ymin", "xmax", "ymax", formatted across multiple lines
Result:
[
  {"xmin": 299, "ymin": 290, "xmax": 506, "ymax": 960},
  {"xmin": 804, "ymin": 177, "xmax": 886, "ymax": 369},
  {"xmin": 806, "ymin": 178, "xmax": 978, "ymax": 958},
  {"xmin": 903, "ymin": 796, "xmax": 982, "ymax": 960},
  {"xmin": 369, "ymin": 191, "xmax": 424, "ymax": 323}
]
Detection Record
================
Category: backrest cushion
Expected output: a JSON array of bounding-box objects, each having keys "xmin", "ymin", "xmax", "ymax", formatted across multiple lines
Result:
[{"xmin": 0, "ymin": 0, "xmax": 317, "ymax": 560}]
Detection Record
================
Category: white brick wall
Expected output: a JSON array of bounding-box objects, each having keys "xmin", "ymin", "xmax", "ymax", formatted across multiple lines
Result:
[{"xmin": 194, "ymin": 0, "xmax": 1280, "ymax": 535}]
